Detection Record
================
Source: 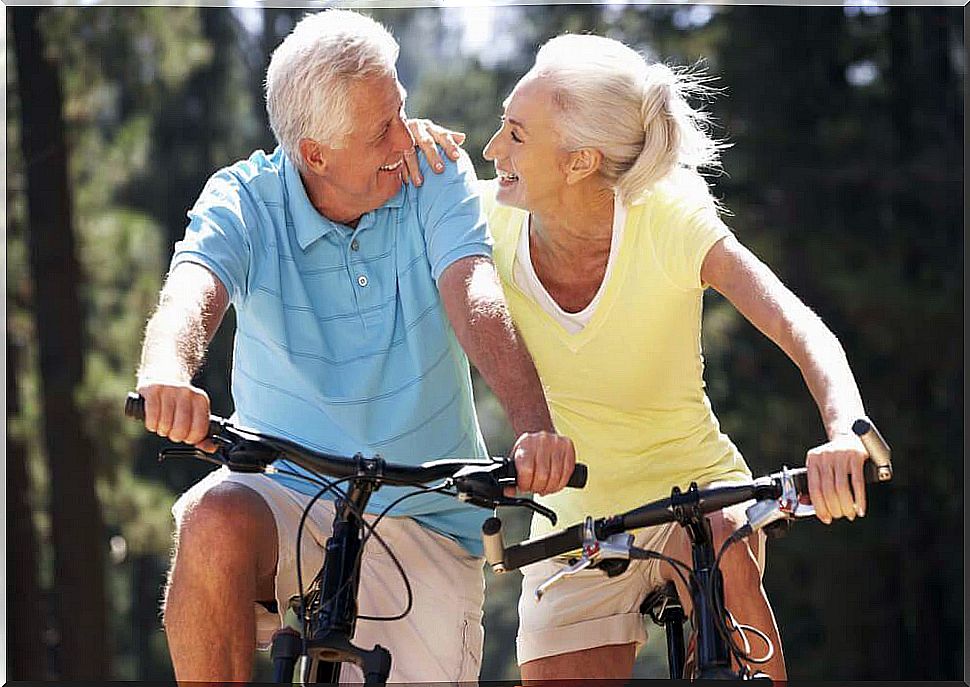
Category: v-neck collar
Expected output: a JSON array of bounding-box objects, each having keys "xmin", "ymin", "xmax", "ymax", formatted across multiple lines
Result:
[{"xmin": 506, "ymin": 197, "xmax": 638, "ymax": 351}]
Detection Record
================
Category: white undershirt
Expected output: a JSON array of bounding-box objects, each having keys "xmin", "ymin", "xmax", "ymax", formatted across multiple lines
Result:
[{"xmin": 512, "ymin": 195, "xmax": 627, "ymax": 334}]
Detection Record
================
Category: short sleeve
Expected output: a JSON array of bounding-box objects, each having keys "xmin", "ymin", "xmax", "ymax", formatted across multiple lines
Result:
[
  {"xmin": 170, "ymin": 169, "xmax": 254, "ymax": 302},
  {"xmin": 416, "ymin": 149, "xmax": 493, "ymax": 281},
  {"xmin": 647, "ymin": 180, "xmax": 731, "ymax": 290}
]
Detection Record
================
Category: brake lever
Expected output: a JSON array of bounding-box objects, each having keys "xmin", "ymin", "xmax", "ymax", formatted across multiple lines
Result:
[
  {"xmin": 535, "ymin": 556, "xmax": 591, "ymax": 601},
  {"xmin": 504, "ymin": 496, "xmax": 558, "ymax": 525},
  {"xmin": 453, "ymin": 470, "xmax": 559, "ymax": 524},
  {"xmin": 158, "ymin": 446, "xmax": 227, "ymax": 468}
]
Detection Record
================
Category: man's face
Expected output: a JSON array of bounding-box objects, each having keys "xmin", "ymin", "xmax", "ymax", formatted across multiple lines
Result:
[{"xmin": 312, "ymin": 72, "xmax": 414, "ymax": 225}]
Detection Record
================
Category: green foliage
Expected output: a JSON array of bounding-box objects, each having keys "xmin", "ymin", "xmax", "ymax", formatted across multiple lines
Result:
[{"xmin": 9, "ymin": 4, "xmax": 962, "ymax": 682}]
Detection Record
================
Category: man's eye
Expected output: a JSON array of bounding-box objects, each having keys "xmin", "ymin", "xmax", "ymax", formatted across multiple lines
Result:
[{"xmin": 511, "ymin": 131, "xmax": 523, "ymax": 143}]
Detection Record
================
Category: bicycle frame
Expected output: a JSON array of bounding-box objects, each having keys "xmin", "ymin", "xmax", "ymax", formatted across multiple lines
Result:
[
  {"xmin": 639, "ymin": 483, "xmax": 749, "ymax": 679},
  {"xmin": 671, "ymin": 483, "xmax": 738, "ymax": 679},
  {"xmin": 124, "ymin": 391, "xmax": 588, "ymax": 686},
  {"xmin": 271, "ymin": 476, "xmax": 391, "ymax": 685},
  {"xmin": 482, "ymin": 417, "xmax": 893, "ymax": 682}
]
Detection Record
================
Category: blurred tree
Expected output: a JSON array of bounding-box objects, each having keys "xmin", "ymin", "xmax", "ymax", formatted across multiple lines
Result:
[
  {"xmin": 6, "ymin": 6, "xmax": 267, "ymax": 678},
  {"xmin": 12, "ymin": 6, "xmax": 110, "ymax": 678},
  {"xmin": 7, "ymin": 339, "xmax": 47, "ymax": 679}
]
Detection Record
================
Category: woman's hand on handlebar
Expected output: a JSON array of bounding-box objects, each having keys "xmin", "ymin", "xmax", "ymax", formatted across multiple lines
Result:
[
  {"xmin": 136, "ymin": 380, "xmax": 216, "ymax": 452},
  {"xmin": 805, "ymin": 433, "xmax": 869, "ymax": 524},
  {"xmin": 509, "ymin": 431, "xmax": 577, "ymax": 497}
]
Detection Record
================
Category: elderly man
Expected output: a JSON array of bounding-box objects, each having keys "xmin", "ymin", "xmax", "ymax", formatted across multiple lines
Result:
[{"xmin": 135, "ymin": 9, "xmax": 575, "ymax": 683}]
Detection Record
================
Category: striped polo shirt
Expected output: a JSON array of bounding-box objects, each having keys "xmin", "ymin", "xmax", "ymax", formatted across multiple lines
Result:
[{"xmin": 171, "ymin": 146, "xmax": 492, "ymax": 554}]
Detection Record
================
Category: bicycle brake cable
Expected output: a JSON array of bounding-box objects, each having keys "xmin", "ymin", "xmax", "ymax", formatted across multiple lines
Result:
[
  {"xmin": 352, "ymin": 481, "xmax": 457, "ymax": 622},
  {"xmin": 316, "ymin": 480, "xmax": 455, "ymax": 624},
  {"xmin": 709, "ymin": 534, "xmax": 774, "ymax": 666}
]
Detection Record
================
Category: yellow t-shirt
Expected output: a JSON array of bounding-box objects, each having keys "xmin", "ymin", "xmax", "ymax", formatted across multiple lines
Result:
[{"xmin": 482, "ymin": 175, "xmax": 751, "ymax": 538}]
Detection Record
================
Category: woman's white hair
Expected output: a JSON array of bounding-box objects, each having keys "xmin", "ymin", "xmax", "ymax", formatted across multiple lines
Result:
[
  {"xmin": 530, "ymin": 34, "xmax": 724, "ymax": 204},
  {"xmin": 265, "ymin": 9, "xmax": 399, "ymax": 169}
]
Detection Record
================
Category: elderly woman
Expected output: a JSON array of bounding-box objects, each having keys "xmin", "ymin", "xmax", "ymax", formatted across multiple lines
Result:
[{"xmin": 415, "ymin": 33, "xmax": 872, "ymax": 682}]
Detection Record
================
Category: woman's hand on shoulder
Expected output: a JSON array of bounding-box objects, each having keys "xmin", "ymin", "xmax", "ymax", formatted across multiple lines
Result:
[{"xmin": 402, "ymin": 118, "xmax": 466, "ymax": 187}]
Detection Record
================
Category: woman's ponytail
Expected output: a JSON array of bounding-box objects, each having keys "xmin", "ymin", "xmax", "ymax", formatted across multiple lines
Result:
[{"xmin": 617, "ymin": 62, "xmax": 723, "ymax": 203}]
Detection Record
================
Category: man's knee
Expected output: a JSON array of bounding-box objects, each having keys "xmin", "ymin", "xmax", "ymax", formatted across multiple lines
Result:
[{"xmin": 171, "ymin": 482, "xmax": 279, "ymax": 587}]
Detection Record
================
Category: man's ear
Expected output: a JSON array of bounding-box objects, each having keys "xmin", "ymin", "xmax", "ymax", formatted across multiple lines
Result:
[
  {"xmin": 564, "ymin": 147, "xmax": 603, "ymax": 185},
  {"xmin": 299, "ymin": 138, "xmax": 328, "ymax": 176}
]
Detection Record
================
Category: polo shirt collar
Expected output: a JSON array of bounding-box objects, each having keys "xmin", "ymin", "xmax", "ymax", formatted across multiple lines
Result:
[{"xmin": 282, "ymin": 152, "xmax": 407, "ymax": 251}]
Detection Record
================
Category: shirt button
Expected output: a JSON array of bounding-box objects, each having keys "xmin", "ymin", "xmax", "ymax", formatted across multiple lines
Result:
[
  {"xmin": 357, "ymin": 275, "xmax": 368, "ymax": 287},
  {"xmin": 351, "ymin": 239, "xmax": 360, "ymax": 251}
]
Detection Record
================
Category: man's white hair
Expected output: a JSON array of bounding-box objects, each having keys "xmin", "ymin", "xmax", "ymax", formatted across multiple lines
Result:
[
  {"xmin": 265, "ymin": 9, "xmax": 399, "ymax": 169},
  {"xmin": 531, "ymin": 34, "xmax": 723, "ymax": 204}
]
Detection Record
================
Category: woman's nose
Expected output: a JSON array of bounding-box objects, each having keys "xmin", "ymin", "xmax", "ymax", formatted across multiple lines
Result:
[{"xmin": 483, "ymin": 131, "xmax": 501, "ymax": 160}]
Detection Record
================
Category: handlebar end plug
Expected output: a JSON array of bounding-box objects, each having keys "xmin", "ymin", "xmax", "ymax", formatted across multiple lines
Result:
[{"xmin": 482, "ymin": 516, "xmax": 507, "ymax": 573}]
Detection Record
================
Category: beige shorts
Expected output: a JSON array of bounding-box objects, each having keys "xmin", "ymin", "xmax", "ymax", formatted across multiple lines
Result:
[
  {"xmin": 172, "ymin": 467, "xmax": 485, "ymax": 683},
  {"xmin": 516, "ymin": 482, "xmax": 765, "ymax": 666},
  {"xmin": 516, "ymin": 521, "xmax": 678, "ymax": 665}
]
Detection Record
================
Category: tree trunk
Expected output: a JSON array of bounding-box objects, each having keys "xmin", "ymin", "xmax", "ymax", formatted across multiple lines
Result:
[
  {"xmin": 7, "ymin": 339, "xmax": 49, "ymax": 679},
  {"xmin": 12, "ymin": 7, "xmax": 110, "ymax": 679}
]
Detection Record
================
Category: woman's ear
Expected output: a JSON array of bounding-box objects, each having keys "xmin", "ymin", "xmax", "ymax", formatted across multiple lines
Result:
[
  {"xmin": 565, "ymin": 147, "xmax": 603, "ymax": 185},
  {"xmin": 299, "ymin": 138, "xmax": 329, "ymax": 177}
]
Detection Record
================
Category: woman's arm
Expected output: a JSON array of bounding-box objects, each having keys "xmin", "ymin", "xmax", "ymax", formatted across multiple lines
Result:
[{"xmin": 701, "ymin": 234, "xmax": 870, "ymax": 524}]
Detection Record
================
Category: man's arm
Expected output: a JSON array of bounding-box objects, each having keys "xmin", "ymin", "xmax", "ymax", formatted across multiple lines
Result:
[
  {"xmin": 137, "ymin": 262, "xmax": 230, "ymax": 448},
  {"xmin": 438, "ymin": 255, "xmax": 575, "ymax": 496}
]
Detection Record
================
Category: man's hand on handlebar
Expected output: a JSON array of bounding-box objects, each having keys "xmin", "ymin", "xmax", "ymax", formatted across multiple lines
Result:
[
  {"xmin": 805, "ymin": 433, "xmax": 869, "ymax": 525},
  {"xmin": 136, "ymin": 380, "xmax": 216, "ymax": 453},
  {"xmin": 509, "ymin": 431, "xmax": 577, "ymax": 497}
]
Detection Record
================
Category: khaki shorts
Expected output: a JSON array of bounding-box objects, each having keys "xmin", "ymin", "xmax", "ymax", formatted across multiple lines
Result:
[
  {"xmin": 516, "ymin": 482, "xmax": 766, "ymax": 666},
  {"xmin": 172, "ymin": 467, "xmax": 485, "ymax": 683},
  {"xmin": 517, "ymin": 521, "xmax": 678, "ymax": 665}
]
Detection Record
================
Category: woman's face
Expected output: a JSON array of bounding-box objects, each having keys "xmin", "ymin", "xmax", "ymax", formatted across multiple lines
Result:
[{"xmin": 484, "ymin": 76, "xmax": 572, "ymax": 213}]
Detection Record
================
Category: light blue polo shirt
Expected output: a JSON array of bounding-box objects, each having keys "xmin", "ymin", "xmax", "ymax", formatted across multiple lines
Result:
[{"xmin": 171, "ymin": 146, "xmax": 492, "ymax": 555}]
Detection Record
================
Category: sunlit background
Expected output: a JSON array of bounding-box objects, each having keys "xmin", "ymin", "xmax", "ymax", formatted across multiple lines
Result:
[{"xmin": 7, "ymin": 2, "xmax": 964, "ymax": 682}]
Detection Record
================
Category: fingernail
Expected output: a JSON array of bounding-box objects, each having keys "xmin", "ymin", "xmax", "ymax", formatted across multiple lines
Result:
[
  {"xmin": 435, "ymin": 162, "xmax": 443, "ymax": 171},
  {"xmin": 415, "ymin": 176, "xmax": 422, "ymax": 185},
  {"xmin": 451, "ymin": 150, "xmax": 460, "ymax": 159}
]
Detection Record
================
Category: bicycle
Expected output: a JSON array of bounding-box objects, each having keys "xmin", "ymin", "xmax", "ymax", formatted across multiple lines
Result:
[
  {"xmin": 124, "ymin": 392, "xmax": 587, "ymax": 685},
  {"xmin": 480, "ymin": 418, "xmax": 893, "ymax": 681}
]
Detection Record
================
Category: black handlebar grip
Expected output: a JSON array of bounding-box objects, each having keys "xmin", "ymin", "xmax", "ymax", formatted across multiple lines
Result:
[
  {"xmin": 567, "ymin": 463, "xmax": 588, "ymax": 489},
  {"xmin": 125, "ymin": 392, "xmax": 146, "ymax": 421},
  {"xmin": 503, "ymin": 523, "xmax": 585, "ymax": 572},
  {"xmin": 501, "ymin": 460, "xmax": 588, "ymax": 489}
]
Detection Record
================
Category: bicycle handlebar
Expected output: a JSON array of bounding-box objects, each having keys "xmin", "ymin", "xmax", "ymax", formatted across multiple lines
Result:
[
  {"xmin": 125, "ymin": 391, "xmax": 588, "ymax": 490},
  {"xmin": 483, "ymin": 417, "xmax": 892, "ymax": 573}
]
